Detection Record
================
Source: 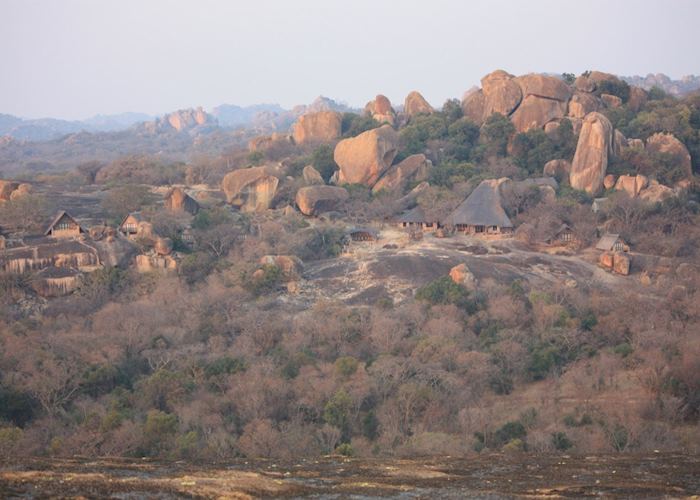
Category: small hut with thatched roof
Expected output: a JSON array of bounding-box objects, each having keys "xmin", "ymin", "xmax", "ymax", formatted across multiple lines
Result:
[
  {"xmin": 443, "ymin": 180, "xmax": 513, "ymax": 235},
  {"xmin": 395, "ymin": 206, "xmax": 438, "ymax": 231},
  {"xmin": 45, "ymin": 211, "xmax": 84, "ymax": 239}
]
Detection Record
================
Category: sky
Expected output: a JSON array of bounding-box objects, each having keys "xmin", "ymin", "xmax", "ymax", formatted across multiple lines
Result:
[{"xmin": 1, "ymin": 0, "xmax": 699, "ymax": 120}]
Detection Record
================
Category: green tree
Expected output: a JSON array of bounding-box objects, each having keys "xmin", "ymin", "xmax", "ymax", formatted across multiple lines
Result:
[
  {"xmin": 311, "ymin": 144, "xmax": 339, "ymax": 182},
  {"xmin": 481, "ymin": 113, "xmax": 515, "ymax": 157}
]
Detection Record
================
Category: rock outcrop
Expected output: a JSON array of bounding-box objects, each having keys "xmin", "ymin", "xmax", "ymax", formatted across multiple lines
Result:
[
  {"xmin": 568, "ymin": 92, "xmax": 601, "ymax": 119},
  {"xmin": 291, "ymin": 111, "xmax": 342, "ymax": 145},
  {"xmin": 638, "ymin": 180, "xmax": 675, "ymax": 203},
  {"xmin": 614, "ymin": 174, "xmax": 648, "ymax": 197},
  {"xmin": 404, "ymin": 91, "xmax": 434, "ymax": 116},
  {"xmin": 164, "ymin": 187, "xmax": 199, "ymax": 215},
  {"xmin": 145, "ymin": 107, "xmax": 216, "ymax": 133},
  {"xmin": 135, "ymin": 254, "xmax": 178, "ymax": 273},
  {"xmin": 449, "ymin": 263, "xmax": 477, "ymax": 290},
  {"xmin": 248, "ymin": 133, "xmax": 292, "ymax": 152},
  {"xmin": 569, "ymin": 112, "xmax": 614, "ymax": 195},
  {"xmin": 543, "ymin": 159, "xmax": 571, "ymax": 182},
  {"xmin": 302, "ymin": 165, "xmax": 324, "ymax": 185},
  {"xmin": 259, "ymin": 255, "xmax": 303, "ymax": 278},
  {"xmin": 462, "ymin": 71, "xmax": 572, "ymax": 132},
  {"xmin": 222, "ymin": 166, "xmax": 280, "ymax": 212},
  {"xmin": 365, "ymin": 95, "xmax": 396, "ymax": 125},
  {"xmin": 603, "ymin": 174, "xmax": 617, "ymax": 190},
  {"xmin": 462, "ymin": 70, "xmax": 522, "ymax": 124},
  {"xmin": 333, "ymin": 125, "xmax": 399, "ymax": 186},
  {"xmin": 600, "ymin": 251, "xmax": 630, "ymax": 276},
  {"xmin": 0, "ymin": 180, "xmax": 31, "ymax": 202},
  {"xmin": 645, "ymin": 133, "xmax": 693, "ymax": 180},
  {"xmin": 295, "ymin": 185, "xmax": 349, "ymax": 216},
  {"xmin": 372, "ymin": 154, "xmax": 431, "ymax": 194}
]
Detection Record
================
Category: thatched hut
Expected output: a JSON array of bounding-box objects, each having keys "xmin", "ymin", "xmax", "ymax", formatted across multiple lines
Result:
[
  {"xmin": 443, "ymin": 180, "xmax": 513, "ymax": 234},
  {"xmin": 596, "ymin": 233, "xmax": 627, "ymax": 252},
  {"xmin": 45, "ymin": 211, "xmax": 84, "ymax": 239},
  {"xmin": 119, "ymin": 212, "xmax": 144, "ymax": 238},
  {"xmin": 395, "ymin": 206, "xmax": 438, "ymax": 231}
]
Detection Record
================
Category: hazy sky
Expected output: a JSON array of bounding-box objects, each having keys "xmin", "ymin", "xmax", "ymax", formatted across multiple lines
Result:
[{"xmin": 2, "ymin": 0, "xmax": 699, "ymax": 120}]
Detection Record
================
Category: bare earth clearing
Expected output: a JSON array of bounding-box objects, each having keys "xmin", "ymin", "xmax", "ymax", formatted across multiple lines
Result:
[{"xmin": 1, "ymin": 454, "xmax": 698, "ymax": 498}]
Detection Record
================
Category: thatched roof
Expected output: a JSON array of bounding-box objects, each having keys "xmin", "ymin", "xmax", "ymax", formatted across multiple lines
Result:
[
  {"xmin": 596, "ymin": 233, "xmax": 622, "ymax": 251},
  {"xmin": 396, "ymin": 206, "xmax": 427, "ymax": 223},
  {"xmin": 443, "ymin": 180, "xmax": 513, "ymax": 228},
  {"xmin": 44, "ymin": 211, "xmax": 83, "ymax": 235},
  {"xmin": 119, "ymin": 212, "xmax": 144, "ymax": 227}
]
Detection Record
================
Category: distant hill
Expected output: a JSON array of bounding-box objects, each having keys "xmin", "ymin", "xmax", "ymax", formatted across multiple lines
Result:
[
  {"xmin": 0, "ymin": 112, "xmax": 154, "ymax": 141},
  {"xmin": 621, "ymin": 73, "xmax": 700, "ymax": 96}
]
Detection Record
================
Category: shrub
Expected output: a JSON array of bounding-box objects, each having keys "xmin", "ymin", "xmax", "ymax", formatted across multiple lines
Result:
[
  {"xmin": 494, "ymin": 421, "xmax": 527, "ymax": 447},
  {"xmin": 311, "ymin": 145, "xmax": 339, "ymax": 183},
  {"xmin": 334, "ymin": 356, "xmax": 359, "ymax": 379},
  {"xmin": 335, "ymin": 443, "xmax": 353, "ymax": 456},
  {"xmin": 481, "ymin": 113, "xmax": 515, "ymax": 157},
  {"xmin": 551, "ymin": 432, "xmax": 573, "ymax": 451},
  {"xmin": 416, "ymin": 276, "xmax": 474, "ymax": 310},
  {"xmin": 341, "ymin": 113, "xmax": 379, "ymax": 138}
]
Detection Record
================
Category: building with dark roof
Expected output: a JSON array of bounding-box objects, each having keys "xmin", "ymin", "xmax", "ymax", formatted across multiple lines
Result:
[{"xmin": 443, "ymin": 180, "xmax": 513, "ymax": 234}]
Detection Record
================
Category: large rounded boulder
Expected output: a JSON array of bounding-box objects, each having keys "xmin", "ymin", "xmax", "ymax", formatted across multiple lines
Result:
[
  {"xmin": 365, "ymin": 95, "xmax": 396, "ymax": 125},
  {"xmin": 222, "ymin": 166, "xmax": 280, "ymax": 212},
  {"xmin": 291, "ymin": 111, "xmax": 342, "ymax": 145},
  {"xmin": 569, "ymin": 112, "xmax": 614, "ymax": 195},
  {"xmin": 645, "ymin": 133, "xmax": 693, "ymax": 181},
  {"xmin": 481, "ymin": 70, "xmax": 522, "ymax": 118},
  {"xmin": 404, "ymin": 91, "xmax": 434, "ymax": 116},
  {"xmin": 295, "ymin": 185, "xmax": 349, "ymax": 216},
  {"xmin": 334, "ymin": 124, "xmax": 399, "ymax": 186},
  {"xmin": 372, "ymin": 154, "xmax": 432, "ymax": 194}
]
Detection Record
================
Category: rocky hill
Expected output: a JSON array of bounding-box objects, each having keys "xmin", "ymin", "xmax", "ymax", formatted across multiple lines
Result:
[{"xmin": 622, "ymin": 73, "xmax": 700, "ymax": 96}]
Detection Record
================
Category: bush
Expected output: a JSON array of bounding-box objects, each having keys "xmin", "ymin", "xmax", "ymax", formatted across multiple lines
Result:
[
  {"xmin": 551, "ymin": 432, "xmax": 573, "ymax": 451},
  {"xmin": 416, "ymin": 277, "xmax": 475, "ymax": 311},
  {"xmin": 244, "ymin": 264, "xmax": 283, "ymax": 296},
  {"xmin": 311, "ymin": 145, "xmax": 339, "ymax": 183},
  {"xmin": 335, "ymin": 443, "xmax": 353, "ymax": 456},
  {"xmin": 494, "ymin": 421, "xmax": 527, "ymax": 447},
  {"xmin": 341, "ymin": 113, "xmax": 379, "ymax": 138}
]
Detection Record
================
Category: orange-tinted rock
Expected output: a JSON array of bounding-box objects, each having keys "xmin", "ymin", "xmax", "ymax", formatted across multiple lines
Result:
[
  {"xmin": 481, "ymin": 70, "xmax": 523, "ymax": 118},
  {"xmin": 334, "ymin": 124, "xmax": 399, "ymax": 186},
  {"xmin": 645, "ymin": 133, "xmax": 693, "ymax": 180},
  {"xmin": 569, "ymin": 112, "xmax": 614, "ymax": 195},
  {"xmin": 603, "ymin": 174, "xmax": 617, "ymax": 190},
  {"xmin": 295, "ymin": 185, "xmax": 349, "ymax": 216},
  {"xmin": 568, "ymin": 92, "xmax": 601, "ymax": 119},
  {"xmin": 449, "ymin": 263, "xmax": 477, "ymax": 290},
  {"xmin": 599, "ymin": 251, "xmax": 614, "ymax": 269},
  {"xmin": 0, "ymin": 180, "xmax": 30, "ymax": 202},
  {"xmin": 164, "ymin": 187, "xmax": 199, "ymax": 215},
  {"xmin": 365, "ymin": 95, "xmax": 396, "ymax": 125},
  {"xmin": 222, "ymin": 166, "xmax": 279, "ymax": 212},
  {"xmin": 613, "ymin": 252, "xmax": 630, "ymax": 275},
  {"xmin": 510, "ymin": 95, "xmax": 568, "ymax": 132},
  {"xmin": 601, "ymin": 93, "xmax": 622, "ymax": 108},
  {"xmin": 461, "ymin": 89, "xmax": 486, "ymax": 123},
  {"xmin": 291, "ymin": 111, "xmax": 342, "ymax": 145},
  {"xmin": 515, "ymin": 74, "xmax": 572, "ymax": 102},
  {"xmin": 404, "ymin": 91, "xmax": 434, "ymax": 116},
  {"xmin": 615, "ymin": 174, "xmax": 648, "ymax": 197},
  {"xmin": 372, "ymin": 154, "xmax": 431, "ymax": 193},
  {"xmin": 302, "ymin": 165, "xmax": 324, "ymax": 185},
  {"xmin": 574, "ymin": 75, "xmax": 596, "ymax": 93}
]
